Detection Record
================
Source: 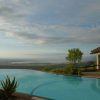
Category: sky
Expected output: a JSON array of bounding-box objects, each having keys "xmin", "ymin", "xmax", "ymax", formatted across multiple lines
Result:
[{"xmin": 0, "ymin": 0, "xmax": 100, "ymax": 63}]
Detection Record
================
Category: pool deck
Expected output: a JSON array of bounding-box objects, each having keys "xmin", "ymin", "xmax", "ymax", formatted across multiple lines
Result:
[
  {"xmin": 12, "ymin": 92, "xmax": 54, "ymax": 100},
  {"xmin": 0, "ymin": 89, "xmax": 53, "ymax": 100},
  {"xmin": 82, "ymin": 71, "xmax": 100, "ymax": 78}
]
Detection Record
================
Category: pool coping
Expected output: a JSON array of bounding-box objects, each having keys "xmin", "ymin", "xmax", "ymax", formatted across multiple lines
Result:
[
  {"xmin": 0, "ymin": 90, "xmax": 54, "ymax": 100},
  {"xmin": 13, "ymin": 92, "xmax": 54, "ymax": 100}
]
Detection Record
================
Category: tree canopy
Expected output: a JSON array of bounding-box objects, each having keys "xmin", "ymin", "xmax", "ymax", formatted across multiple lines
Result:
[{"xmin": 66, "ymin": 48, "xmax": 83, "ymax": 64}]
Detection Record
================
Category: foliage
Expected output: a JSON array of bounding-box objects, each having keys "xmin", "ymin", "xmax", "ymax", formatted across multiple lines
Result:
[
  {"xmin": 42, "ymin": 64, "xmax": 82, "ymax": 76},
  {"xmin": 42, "ymin": 67, "xmax": 52, "ymax": 72},
  {"xmin": 66, "ymin": 48, "xmax": 83, "ymax": 64},
  {"xmin": 64, "ymin": 64, "xmax": 74, "ymax": 75},
  {"xmin": 72, "ymin": 68, "xmax": 82, "ymax": 76},
  {"xmin": 51, "ymin": 69, "xmax": 64, "ymax": 74},
  {"xmin": 64, "ymin": 64, "xmax": 82, "ymax": 76},
  {"xmin": 0, "ymin": 90, "xmax": 8, "ymax": 100},
  {"xmin": 1, "ymin": 75, "xmax": 18, "ymax": 98}
]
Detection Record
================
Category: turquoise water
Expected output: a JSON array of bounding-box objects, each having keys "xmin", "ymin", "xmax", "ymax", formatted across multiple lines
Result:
[{"xmin": 0, "ymin": 69, "xmax": 100, "ymax": 100}]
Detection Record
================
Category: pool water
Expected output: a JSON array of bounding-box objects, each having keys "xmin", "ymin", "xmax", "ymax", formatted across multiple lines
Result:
[{"xmin": 0, "ymin": 69, "xmax": 100, "ymax": 100}]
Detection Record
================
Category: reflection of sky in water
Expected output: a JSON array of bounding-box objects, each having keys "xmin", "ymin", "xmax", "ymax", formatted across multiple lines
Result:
[
  {"xmin": 0, "ymin": 69, "xmax": 100, "ymax": 100},
  {"xmin": 0, "ymin": 69, "xmax": 46, "ymax": 79},
  {"xmin": 91, "ymin": 79, "xmax": 100, "ymax": 94}
]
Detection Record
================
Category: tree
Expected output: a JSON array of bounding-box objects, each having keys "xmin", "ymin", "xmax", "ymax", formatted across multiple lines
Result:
[{"xmin": 66, "ymin": 48, "xmax": 83, "ymax": 64}]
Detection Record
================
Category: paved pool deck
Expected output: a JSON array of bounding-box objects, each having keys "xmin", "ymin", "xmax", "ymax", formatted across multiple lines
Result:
[
  {"xmin": 12, "ymin": 92, "xmax": 54, "ymax": 100},
  {"xmin": 82, "ymin": 71, "xmax": 100, "ymax": 78}
]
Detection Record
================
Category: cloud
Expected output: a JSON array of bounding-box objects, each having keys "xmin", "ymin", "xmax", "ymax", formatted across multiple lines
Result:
[
  {"xmin": 0, "ymin": 0, "xmax": 100, "ymax": 62},
  {"xmin": 3, "ymin": 24, "xmax": 100, "ymax": 45},
  {"xmin": 0, "ymin": 50, "xmax": 35, "ymax": 58},
  {"xmin": 0, "ymin": 0, "xmax": 100, "ymax": 45}
]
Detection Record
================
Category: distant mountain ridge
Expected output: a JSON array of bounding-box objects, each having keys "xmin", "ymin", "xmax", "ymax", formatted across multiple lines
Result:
[{"xmin": 0, "ymin": 55, "xmax": 95, "ymax": 65}]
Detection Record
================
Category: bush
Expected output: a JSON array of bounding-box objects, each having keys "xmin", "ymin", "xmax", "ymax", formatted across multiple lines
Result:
[
  {"xmin": 0, "ymin": 75, "xmax": 18, "ymax": 99},
  {"xmin": 0, "ymin": 90, "xmax": 8, "ymax": 100},
  {"xmin": 72, "ymin": 68, "xmax": 82, "ymax": 76},
  {"xmin": 64, "ymin": 64, "xmax": 74, "ymax": 75},
  {"xmin": 64, "ymin": 64, "xmax": 82, "ymax": 76},
  {"xmin": 51, "ymin": 69, "xmax": 64, "ymax": 74},
  {"xmin": 42, "ymin": 67, "xmax": 52, "ymax": 72}
]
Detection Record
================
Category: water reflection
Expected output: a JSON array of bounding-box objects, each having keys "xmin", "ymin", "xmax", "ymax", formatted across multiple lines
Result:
[
  {"xmin": 62, "ymin": 76, "xmax": 83, "ymax": 86},
  {"xmin": 91, "ymin": 79, "xmax": 100, "ymax": 94}
]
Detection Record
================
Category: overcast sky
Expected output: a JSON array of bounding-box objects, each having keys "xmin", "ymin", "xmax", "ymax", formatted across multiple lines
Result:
[{"xmin": 0, "ymin": 0, "xmax": 100, "ymax": 63}]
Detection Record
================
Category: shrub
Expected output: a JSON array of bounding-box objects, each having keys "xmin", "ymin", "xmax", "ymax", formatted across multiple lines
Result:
[
  {"xmin": 51, "ymin": 69, "xmax": 64, "ymax": 74},
  {"xmin": 42, "ymin": 67, "xmax": 52, "ymax": 72},
  {"xmin": 72, "ymin": 68, "xmax": 82, "ymax": 76},
  {"xmin": 64, "ymin": 64, "xmax": 82, "ymax": 76},
  {"xmin": 0, "ymin": 75, "xmax": 18, "ymax": 99},
  {"xmin": 64, "ymin": 64, "xmax": 74, "ymax": 75},
  {"xmin": 0, "ymin": 90, "xmax": 8, "ymax": 100}
]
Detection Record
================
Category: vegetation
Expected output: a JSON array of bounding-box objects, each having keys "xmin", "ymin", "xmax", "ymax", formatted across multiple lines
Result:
[
  {"xmin": 64, "ymin": 48, "xmax": 83, "ymax": 76},
  {"xmin": 0, "ymin": 90, "xmax": 8, "ymax": 100},
  {"xmin": 66, "ymin": 48, "xmax": 83, "ymax": 64},
  {"xmin": 0, "ymin": 75, "xmax": 18, "ymax": 100},
  {"xmin": 51, "ymin": 69, "xmax": 65, "ymax": 74},
  {"xmin": 41, "ymin": 48, "xmax": 96, "ymax": 76},
  {"xmin": 42, "ymin": 67, "xmax": 52, "ymax": 72},
  {"xmin": 64, "ymin": 64, "xmax": 82, "ymax": 76},
  {"xmin": 64, "ymin": 64, "xmax": 74, "ymax": 75},
  {"xmin": 41, "ymin": 64, "xmax": 82, "ymax": 76}
]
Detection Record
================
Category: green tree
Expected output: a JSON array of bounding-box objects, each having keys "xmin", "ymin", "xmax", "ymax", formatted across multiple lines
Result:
[{"xmin": 66, "ymin": 48, "xmax": 83, "ymax": 64}]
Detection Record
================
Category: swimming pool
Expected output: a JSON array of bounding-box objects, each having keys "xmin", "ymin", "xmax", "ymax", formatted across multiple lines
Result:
[{"xmin": 0, "ymin": 69, "xmax": 100, "ymax": 100}]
